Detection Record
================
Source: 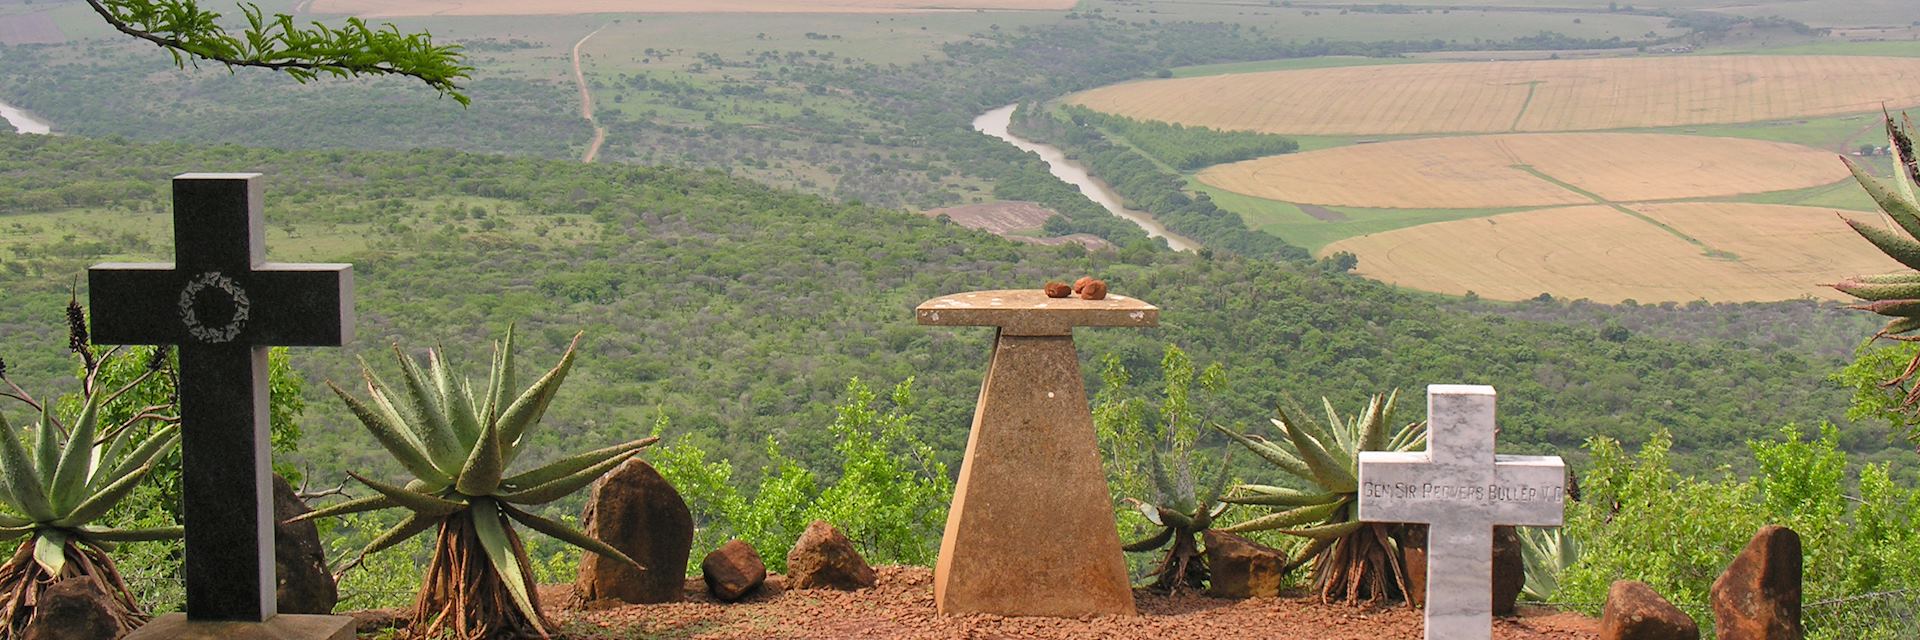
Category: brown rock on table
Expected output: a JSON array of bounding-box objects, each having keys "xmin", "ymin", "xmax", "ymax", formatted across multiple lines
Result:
[
  {"xmin": 272, "ymin": 474, "xmax": 337, "ymax": 615},
  {"xmin": 918, "ymin": 289, "xmax": 1155, "ymax": 617},
  {"xmin": 1602, "ymin": 580, "xmax": 1700, "ymax": 640},
  {"xmin": 1203, "ymin": 531, "xmax": 1285, "ymax": 599},
  {"xmin": 787, "ymin": 521, "xmax": 876, "ymax": 590},
  {"xmin": 1493, "ymin": 525, "xmax": 1524, "ymax": 617},
  {"xmin": 703, "ymin": 539, "xmax": 768, "ymax": 602},
  {"xmin": 1711, "ymin": 525, "xmax": 1804, "ymax": 640},
  {"xmin": 22, "ymin": 578, "xmax": 122, "ymax": 640},
  {"xmin": 574, "ymin": 459, "xmax": 695, "ymax": 605}
]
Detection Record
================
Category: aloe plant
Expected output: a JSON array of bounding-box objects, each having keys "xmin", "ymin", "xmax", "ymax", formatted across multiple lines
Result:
[
  {"xmin": 1832, "ymin": 112, "xmax": 1920, "ymax": 426},
  {"xmin": 303, "ymin": 327, "xmax": 655, "ymax": 640},
  {"xmin": 1517, "ymin": 526, "xmax": 1579, "ymax": 602},
  {"xmin": 1213, "ymin": 391, "xmax": 1427, "ymax": 605},
  {"xmin": 1120, "ymin": 446, "xmax": 1231, "ymax": 593},
  {"xmin": 0, "ymin": 304, "xmax": 180, "ymax": 637}
]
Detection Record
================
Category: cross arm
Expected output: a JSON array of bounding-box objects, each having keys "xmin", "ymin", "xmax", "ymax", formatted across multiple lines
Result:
[{"xmin": 88, "ymin": 263, "xmax": 354, "ymax": 347}]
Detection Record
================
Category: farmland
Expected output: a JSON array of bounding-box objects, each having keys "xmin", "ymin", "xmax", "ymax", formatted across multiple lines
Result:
[
  {"xmin": 1322, "ymin": 204, "xmax": 1903, "ymax": 303},
  {"xmin": 1195, "ymin": 133, "xmax": 1846, "ymax": 209},
  {"xmin": 1068, "ymin": 56, "xmax": 1920, "ymax": 136}
]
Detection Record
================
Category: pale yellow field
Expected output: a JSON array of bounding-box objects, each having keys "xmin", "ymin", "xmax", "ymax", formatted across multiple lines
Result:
[
  {"xmin": 1323, "ymin": 203, "xmax": 1904, "ymax": 303},
  {"xmin": 1070, "ymin": 56, "xmax": 1920, "ymax": 135},
  {"xmin": 1196, "ymin": 133, "xmax": 1846, "ymax": 209},
  {"xmin": 310, "ymin": 0, "xmax": 1074, "ymax": 16}
]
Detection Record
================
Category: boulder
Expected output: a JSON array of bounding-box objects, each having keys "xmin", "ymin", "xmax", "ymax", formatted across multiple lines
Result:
[
  {"xmin": 1203, "ymin": 530, "xmax": 1285, "ymax": 598},
  {"xmin": 1711, "ymin": 525, "xmax": 1804, "ymax": 640},
  {"xmin": 786, "ymin": 521, "xmax": 875, "ymax": 590},
  {"xmin": 22, "ymin": 578, "xmax": 120, "ymax": 640},
  {"xmin": 1493, "ymin": 525, "xmax": 1524, "ymax": 616},
  {"xmin": 272, "ymin": 474, "xmax": 338, "ymax": 615},
  {"xmin": 573, "ymin": 459, "xmax": 695, "ymax": 605},
  {"xmin": 350, "ymin": 608, "xmax": 408, "ymax": 634},
  {"xmin": 702, "ymin": 539, "xmax": 768, "ymax": 602},
  {"xmin": 1601, "ymin": 580, "xmax": 1699, "ymax": 640}
]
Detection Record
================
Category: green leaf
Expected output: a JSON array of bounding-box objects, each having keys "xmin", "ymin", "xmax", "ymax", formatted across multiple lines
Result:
[
  {"xmin": 1222, "ymin": 485, "xmax": 1340, "ymax": 507},
  {"xmin": 33, "ymin": 529, "xmax": 67, "ymax": 576},
  {"xmin": 0, "ymin": 411, "xmax": 56, "ymax": 521},
  {"xmin": 1847, "ymin": 214, "xmax": 1920, "ymax": 272},
  {"xmin": 328, "ymin": 380, "xmax": 449, "ymax": 485},
  {"xmin": 76, "ymin": 525, "xmax": 184, "ymax": 542},
  {"xmin": 54, "ymin": 463, "xmax": 154, "ymax": 527},
  {"xmin": 287, "ymin": 493, "xmax": 400, "ymax": 524},
  {"xmin": 350, "ymin": 472, "xmax": 466, "ymax": 517},
  {"xmin": 1277, "ymin": 405, "xmax": 1357, "ymax": 493},
  {"xmin": 500, "ymin": 502, "xmax": 643, "ymax": 572},
  {"xmin": 393, "ymin": 346, "xmax": 460, "ymax": 465},
  {"xmin": 0, "ymin": 525, "xmax": 31, "ymax": 543},
  {"xmin": 1358, "ymin": 391, "xmax": 1394, "ymax": 453},
  {"xmin": 470, "ymin": 498, "xmax": 543, "ymax": 634},
  {"xmin": 1211, "ymin": 423, "xmax": 1313, "ymax": 481},
  {"xmin": 455, "ymin": 411, "xmax": 505, "ymax": 497},
  {"xmin": 31, "ymin": 409, "xmax": 58, "ymax": 493},
  {"xmin": 500, "ymin": 437, "xmax": 656, "ymax": 491},
  {"xmin": 0, "ymin": 512, "xmax": 29, "ymax": 528},
  {"xmin": 1219, "ymin": 499, "xmax": 1344, "ymax": 534},
  {"xmin": 484, "ymin": 325, "xmax": 515, "ymax": 425},
  {"xmin": 95, "ymin": 427, "xmax": 177, "ymax": 493},
  {"xmin": 50, "ymin": 394, "xmax": 101, "ymax": 513},
  {"xmin": 1279, "ymin": 519, "xmax": 1364, "ymax": 541},
  {"xmin": 1122, "ymin": 526, "xmax": 1175, "ymax": 553},
  {"xmin": 496, "ymin": 447, "xmax": 634, "ymax": 505},
  {"xmin": 496, "ymin": 333, "xmax": 581, "ymax": 465},
  {"xmin": 354, "ymin": 511, "xmax": 444, "ymax": 561},
  {"xmin": 1844, "ymin": 156, "xmax": 1920, "ymax": 240},
  {"xmin": 449, "ymin": 375, "xmax": 483, "ymax": 451}
]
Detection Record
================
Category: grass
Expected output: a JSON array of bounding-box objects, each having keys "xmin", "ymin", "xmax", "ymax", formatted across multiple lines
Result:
[{"xmin": 1193, "ymin": 180, "xmax": 1533, "ymax": 253}]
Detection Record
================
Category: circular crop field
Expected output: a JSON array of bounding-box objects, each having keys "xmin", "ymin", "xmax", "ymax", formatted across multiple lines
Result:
[
  {"xmin": 1196, "ymin": 133, "xmax": 1846, "ymax": 209},
  {"xmin": 1069, "ymin": 56, "xmax": 1920, "ymax": 135},
  {"xmin": 1323, "ymin": 203, "xmax": 1903, "ymax": 303}
]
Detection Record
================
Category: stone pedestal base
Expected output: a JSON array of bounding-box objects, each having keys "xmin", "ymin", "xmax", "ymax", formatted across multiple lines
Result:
[
  {"xmin": 933, "ymin": 333, "xmax": 1136, "ymax": 617},
  {"xmin": 124, "ymin": 613, "xmax": 355, "ymax": 640}
]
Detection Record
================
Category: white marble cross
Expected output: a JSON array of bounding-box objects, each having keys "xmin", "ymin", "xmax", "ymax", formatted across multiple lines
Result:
[{"xmin": 1357, "ymin": 385, "xmax": 1566, "ymax": 640}]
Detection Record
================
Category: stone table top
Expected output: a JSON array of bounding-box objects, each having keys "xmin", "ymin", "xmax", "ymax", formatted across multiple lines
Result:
[{"xmin": 916, "ymin": 289, "xmax": 1158, "ymax": 336}]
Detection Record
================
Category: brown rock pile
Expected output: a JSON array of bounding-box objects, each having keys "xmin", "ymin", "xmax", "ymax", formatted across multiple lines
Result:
[
  {"xmin": 786, "ymin": 521, "xmax": 875, "ymax": 590},
  {"xmin": 1711, "ymin": 525, "xmax": 1803, "ymax": 640},
  {"xmin": 574, "ymin": 459, "xmax": 695, "ymax": 605},
  {"xmin": 1600, "ymin": 580, "xmax": 1698, "ymax": 640}
]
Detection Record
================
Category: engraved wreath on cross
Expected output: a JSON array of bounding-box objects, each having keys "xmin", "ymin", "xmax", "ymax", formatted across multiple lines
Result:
[{"xmin": 177, "ymin": 271, "xmax": 252, "ymax": 343}]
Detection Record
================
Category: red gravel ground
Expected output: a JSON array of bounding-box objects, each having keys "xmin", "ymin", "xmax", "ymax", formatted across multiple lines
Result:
[{"xmin": 540, "ymin": 566, "xmax": 1600, "ymax": 640}]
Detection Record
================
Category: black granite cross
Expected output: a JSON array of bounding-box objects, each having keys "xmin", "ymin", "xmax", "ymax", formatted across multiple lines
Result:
[{"xmin": 88, "ymin": 174, "xmax": 353, "ymax": 622}]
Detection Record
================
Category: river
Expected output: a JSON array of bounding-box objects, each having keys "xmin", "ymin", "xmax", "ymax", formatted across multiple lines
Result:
[
  {"xmin": 0, "ymin": 98, "xmax": 51, "ymax": 135},
  {"xmin": 973, "ymin": 104, "xmax": 1199, "ymax": 252}
]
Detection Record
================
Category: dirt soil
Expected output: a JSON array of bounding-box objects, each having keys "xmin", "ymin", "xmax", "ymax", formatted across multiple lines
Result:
[{"xmin": 541, "ymin": 566, "xmax": 1599, "ymax": 640}]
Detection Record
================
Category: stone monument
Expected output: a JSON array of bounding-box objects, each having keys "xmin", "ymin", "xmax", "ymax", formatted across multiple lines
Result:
[
  {"xmin": 89, "ymin": 174, "xmax": 356, "ymax": 639},
  {"xmin": 1357, "ymin": 384, "xmax": 1566, "ymax": 640},
  {"xmin": 917, "ymin": 289, "xmax": 1155, "ymax": 617}
]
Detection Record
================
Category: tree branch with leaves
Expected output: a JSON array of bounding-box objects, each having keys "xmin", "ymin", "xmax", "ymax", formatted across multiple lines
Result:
[{"xmin": 84, "ymin": 0, "xmax": 472, "ymax": 105}]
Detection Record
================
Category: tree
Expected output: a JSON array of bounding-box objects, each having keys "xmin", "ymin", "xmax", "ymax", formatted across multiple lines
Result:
[{"xmin": 83, "ymin": 0, "xmax": 471, "ymax": 104}]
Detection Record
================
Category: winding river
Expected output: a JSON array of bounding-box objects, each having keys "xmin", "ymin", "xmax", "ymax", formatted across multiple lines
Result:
[
  {"xmin": 0, "ymin": 98, "xmax": 51, "ymax": 135},
  {"xmin": 973, "ymin": 104, "xmax": 1199, "ymax": 252}
]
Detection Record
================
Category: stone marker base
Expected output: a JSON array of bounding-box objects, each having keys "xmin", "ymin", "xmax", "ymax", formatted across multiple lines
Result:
[{"xmin": 124, "ymin": 613, "xmax": 356, "ymax": 640}]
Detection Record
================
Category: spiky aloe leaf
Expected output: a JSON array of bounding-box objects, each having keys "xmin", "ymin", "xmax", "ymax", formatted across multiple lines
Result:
[
  {"xmin": 54, "ymin": 463, "xmax": 154, "ymax": 527},
  {"xmin": 0, "ymin": 512, "xmax": 28, "ymax": 528},
  {"xmin": 0, "ymin": 526, "xmax": 30, "ymax": 543},
  {"xmin": 1157, "ymin": 506, "xmax": 1195, "ymax": 530},
  {"xmin": 329, "ymin": 380, "xmax": 449, "ymax": 485},
  {"xmin": 1845, "ymin": 217, "xmax": 1920, "ymax": 271},
  {"xmin": 49, "ymin": 395, "xmax": 101, "ymax": 513},
  {"xmin": 1278, "ymin": 519, "xmax": 1364, "ymax": 541},
  {"xmin": 287, "ymin": 493, "xmax": 400, "ymax": 524},
  {"xmin": 1211, "ymin": 423, "xmax": 1312, "ymax": 481},
  {"xmin": 1274, "ymin": 400, "xmax": 1343, "ymax": 464},
  {"xmin": 1322, "ymin": 397, "xmax": 1354, "ymax": 457},
  {"xmin": 470, "ymin": 498, "xmax": 543, "ymax": 634},
  {"xmin": 1276, "ymin": 405, "xmax": 1357, "ymax": 493},
  {"xmin": 1146, "ymin": 446, "xmax": 1182, "ymax": 509},
  {"xmin": 1286, "ymin": 535, "xmax": 1337, "ymax": 570},
  {"xmin": 1848, "ymin": 272, "xmax": 1920, "ymax": 285},
  {"xmin": 352, "ymin": 511, "xmax": 445, "ymax": 564},
  {"xmin": 0, "ymin": 411, "xmax": 56, "ymax": 522},
  {"xmin": 1834, "ymin": 279, "xmax": 1920, "ymax": 301},
  {"xmin": 1844, "ymin": 157, "xmax": 1920, "ymax": 240},
  {"xmin": 1387, "ymin": 421, "xmax": 1429, "ymax": 452},
  {"xmin": 455, "ymin": 412, "xmax": 505, "ymax": 496},
  {"xmin": 95, "ymin": 427, "xmax": 177, "ymax": 494},
  {"xmin": 485, "ymin": 326, "xmax": 516, "ymax": 425},
  {"xmin": 500, "ymin": 502, "xmax": 642, "ymax": 572},
  {"xmin": 499, "ymin": 437, "xmax": 656, "ymax": 491},
  {"xmin": 1223, "ymin": 486, "xmax": 1339, "ymax": 507},
  {"xmin": 1887, "ymin": 112, "xmax": 1918, "ymax": 203},
  {"xmin": 349, "ymin": 472, "xmax": 466, "ymax": 517},
  {"xmin": 31, "ymin": 409, "xmax": 57, "ymax": 492},
  {"xmin": 1220, "ymin": 499, "xmax": 1344, "ymax": 534},
  {"xmin": 1134, "ymin": 499, "xmax": 1164, "ymax": 526},
  {"xmin": 497, "ymin": 334, "xmax": 581, "ymax": 465},
  {"xmin": 1880, "ymin": 316, "xmax": 1920, "ymax": 337},
  {"xmin": 1358, "ymin": 392, "xmax": 1394, "ymax": 453},
  {"xmin": 449, "ymin": 375, "xmax": 483, "ymax": 450},
  {"xmin": 497, "ymin": 449, "xmax": 637, "ymax": 506},
  {"xmin": 1198, "ymin": 447, "xmax": 1235, "ymax": 508},
  {"xmin": 393, "ymin": 347, "xmax": 462, "ymax": 465},
  {"xmin": 1122, "ymin": 526, "xmax": 1175, "ymax": 552},
  {"xmin": 33, "ymin": 529, "xmax": 67, "ymax": 575},
  {"xmin": 1850, "ymin": 299, "xmax": 1920, "ymax": 317},
  {"xmin": 76, "ymin": 525, "xmax": 183, "ymax": 542}
]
